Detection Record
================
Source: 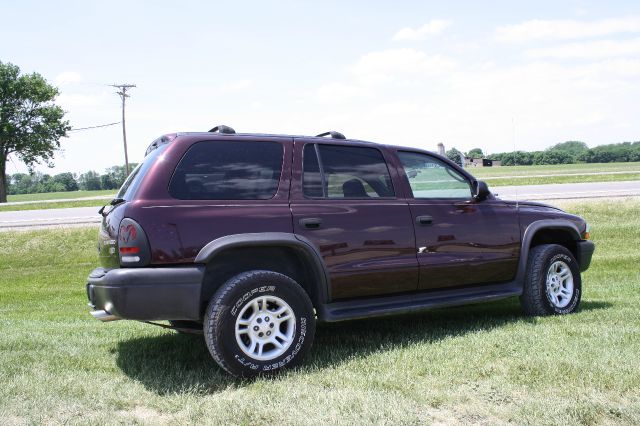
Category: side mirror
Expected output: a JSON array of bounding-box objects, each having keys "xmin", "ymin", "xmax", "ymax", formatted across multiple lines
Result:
[{"xmin": 473, "ymin": 180, "xmax": 491, "ymax": 201}]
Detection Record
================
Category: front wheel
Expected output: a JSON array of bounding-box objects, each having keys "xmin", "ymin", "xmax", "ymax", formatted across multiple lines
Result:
[
  {"xmin": 204, "ymin": 270, "xmax": 315, "ymax": 377},
  {"xmin": 520, "ymin": 244, "xmax": 582, "ymax": 316}
]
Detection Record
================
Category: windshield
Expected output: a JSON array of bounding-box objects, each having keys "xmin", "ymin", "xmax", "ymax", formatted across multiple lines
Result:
[{"xmin": 115, "ymin": 143, "xmax": 168, "ymax": 201}]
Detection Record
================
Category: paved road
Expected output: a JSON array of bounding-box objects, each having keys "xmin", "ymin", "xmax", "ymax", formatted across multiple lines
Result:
[
  {"xmin": 0, "ymin": 180, "xmax": 638, "ymax": 230},
  {"xmin": 0, "ymin": 206, "xmax": 101, "ymax": 230}
]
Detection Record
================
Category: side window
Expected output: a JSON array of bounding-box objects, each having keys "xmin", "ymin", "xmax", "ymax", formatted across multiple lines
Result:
[
  {"xmin": 169, "ymin": 141, "xmax": 283, "ymax": 200},
  {"xmin": 398, "ymin": 151, "xmax": 472, "ymax": 199},
  {"xmin": 302, "ymin": 144, "xmax": 394, "ymax": 198}
]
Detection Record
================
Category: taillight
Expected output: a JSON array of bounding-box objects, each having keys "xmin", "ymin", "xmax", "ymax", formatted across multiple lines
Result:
[{"xmin": 118, "ymin": 218, "xmax": 150, "ymax": 267}]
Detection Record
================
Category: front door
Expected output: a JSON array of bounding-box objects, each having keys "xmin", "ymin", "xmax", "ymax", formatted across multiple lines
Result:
[
  {"xmin": 290, "ymin": 141, "xmax": 419, "ymax": 300},
  {"xmin": 395, "ymin": 150, "xmax": 520, "ymax": 290}
]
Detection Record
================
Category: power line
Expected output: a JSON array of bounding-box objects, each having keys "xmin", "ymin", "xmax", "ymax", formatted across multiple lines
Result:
[
  {"xmin": 111, "ymin": 83, "xmax": 136, "ymax": 176},
  {"xmin": 68, "ymin": 122, "xmax": 121, "ymax": 132}
]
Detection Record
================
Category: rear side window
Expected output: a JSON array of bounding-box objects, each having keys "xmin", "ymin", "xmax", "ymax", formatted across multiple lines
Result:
[
  {"xmin": 117, "ymin": 143, "xmax": 168, "ymax": 201},
  {"xmin": 169, "ymin": 141, "xmax": 283, "ymax": 200},
  {"xmin": 303, "ymin": 144, "xmax": 395, "ymax": 198}
]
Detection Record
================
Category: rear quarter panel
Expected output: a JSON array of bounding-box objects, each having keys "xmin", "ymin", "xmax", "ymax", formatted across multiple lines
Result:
[{"xmin": 124, "ymin": 135, "xmax": 294, "ymax": 264}]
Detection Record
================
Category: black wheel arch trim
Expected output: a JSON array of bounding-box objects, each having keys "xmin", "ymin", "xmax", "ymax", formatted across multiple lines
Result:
[
  {"xmin": 518, "ymin": 219, "xmax": 584, "ymax": 280},
  {"xmin": 194, "ymin": 232, "xmax": 332, "ymax": 306}
]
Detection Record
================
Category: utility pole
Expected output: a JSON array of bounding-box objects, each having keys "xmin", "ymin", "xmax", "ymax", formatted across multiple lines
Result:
[{"xmin": 111, "ymin": 83, "xmax": 136, "ymax": 176}]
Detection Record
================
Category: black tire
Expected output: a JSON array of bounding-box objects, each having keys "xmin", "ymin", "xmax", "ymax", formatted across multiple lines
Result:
[
  {"xmin": 168, "ymin": 320, "xmax": 202, "ymax": 334},
  {"xmin": 204, "ymin": 270, "xmax": 316, "ymax": 377},
  {"xmin": 520, "ymin": 244, "xmax": 582, "ymax": 316}
]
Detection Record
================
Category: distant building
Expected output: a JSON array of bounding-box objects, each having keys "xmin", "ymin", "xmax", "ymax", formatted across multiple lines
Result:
[
  {"xmin": 437, "ymin": 143, "xmax": 445, "ymax": 156},
  {"xmin": 465, "ymin": 158, "xmax": 501, "ymax": 167}
]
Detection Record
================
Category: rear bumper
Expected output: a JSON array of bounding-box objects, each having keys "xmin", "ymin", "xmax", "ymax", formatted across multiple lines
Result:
[
  {"xmin": 576, "ymin": 240, "xmax": 595, "ymax": 272},
  {"xmin": 86, "ymin": 266, "xmax": 204, "ymax": 321}
]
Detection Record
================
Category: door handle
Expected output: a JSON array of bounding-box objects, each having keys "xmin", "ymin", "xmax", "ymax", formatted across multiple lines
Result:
[
  {"xmin": 300, "ymin": 217, "xmax": 323, "ymax": 229},
  {"xmin": 416, "ymin": 215, "xmax": 433, "ymax": 226}
]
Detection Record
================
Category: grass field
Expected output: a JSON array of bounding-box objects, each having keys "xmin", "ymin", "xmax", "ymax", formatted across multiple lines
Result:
[
  {"xmin": 0, "ymin": 199, "xmax": 107, "ymax": 212},
  {"xmin": 1, "ymin": 199, "xmax": 639, "ymax": 424},
  {"xmin": 7, "ymin": 190, "xmax": 114, "ymax": 203},
  {"xmin": 469, "ymin": 162, "xmax": 640, "ymax": 187}
]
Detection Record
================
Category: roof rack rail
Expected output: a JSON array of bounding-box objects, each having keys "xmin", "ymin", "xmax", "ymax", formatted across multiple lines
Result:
[
  {"xmin": 208, "ymin": 125, "xmax": 236, "ymax": 134},
  {"xmin": 316, "ymin": 131, "xmax": 346, "ymax": 140}
]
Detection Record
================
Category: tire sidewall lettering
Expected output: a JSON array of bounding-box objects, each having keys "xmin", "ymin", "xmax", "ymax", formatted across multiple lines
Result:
[
  {"xmin": 230, "ymin": 285, "xmax": 276, "ymax": 317},
  {"xmin": 228, "ymin": 284, "xmax": 310, "ymax": 371}
]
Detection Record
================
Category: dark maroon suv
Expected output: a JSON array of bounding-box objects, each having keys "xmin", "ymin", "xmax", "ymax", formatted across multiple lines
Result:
[{"xmin": 87, "ymin": 126, "xmax": 595, "ymax": 377}]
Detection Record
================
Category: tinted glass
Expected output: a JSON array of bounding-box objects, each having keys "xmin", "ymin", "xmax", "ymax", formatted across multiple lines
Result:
[
  {"xmin": 302, "ymin": 144, "xmax": 323, "ymax": 197},
  {"xmin": 169, "ymin": 141, "xmax": 283, "ymax": 200},
  {"xmin": 303, "ymin": 144, "xmax": 394, "ymax": 198},
  {"xmin": 398, "ymin": 151, "xmax": 471, "ymax": 199},
  {"xmin": 117, "ymin": 143, "xmax": 168, "ymax": 201}
]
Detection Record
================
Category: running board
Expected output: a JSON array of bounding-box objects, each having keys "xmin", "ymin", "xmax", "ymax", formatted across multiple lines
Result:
[{"xmin": 318, "ymin": 282, "xmax": 522, "ymax": 322}]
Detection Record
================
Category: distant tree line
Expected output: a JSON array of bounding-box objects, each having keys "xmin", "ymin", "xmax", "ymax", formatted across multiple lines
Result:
[
  {"xmin": 6, "ymin": 164, "xmax": 137, "ymax": 195},
  {"xmin": 446, "ymin": 141, "xmax": 640, "ymax": 166}
]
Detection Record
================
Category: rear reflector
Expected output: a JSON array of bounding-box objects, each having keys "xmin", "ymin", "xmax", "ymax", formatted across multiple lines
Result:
[
  {"xmin": 119, "ymin": 246, "xmax": 140, "ymax": 254},
  {"xmin": 121, "ymin": 256, "xmax": 141, "ymax": 263}
]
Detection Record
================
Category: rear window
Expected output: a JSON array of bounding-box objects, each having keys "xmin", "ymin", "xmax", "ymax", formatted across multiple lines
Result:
[{"xmin": 169, "ymin": 140, "xmax": 284, "ymax": 200}]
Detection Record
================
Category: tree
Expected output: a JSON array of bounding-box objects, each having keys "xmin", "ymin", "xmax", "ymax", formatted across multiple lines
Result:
[
  {"xmin": 548, "ymin": 141, "xmax": 588, "ymax": 157},
  {"xmin": 0, "ymin": 61, "xmax": 70, "ymax": 202},
  {"xmin": 467, "ymin": 148, "xmax": 484, "ymax": 159},
  {"xmin": 446, "ymin": 148, "xmax": 464, "ymax": 167},
  {"xmin": 52, "ymin": 172, "xmax": 78, "ymax": 191},
  {"xmin": 78, "ymin": 171, "xmax": 102, "ymax": 191}
]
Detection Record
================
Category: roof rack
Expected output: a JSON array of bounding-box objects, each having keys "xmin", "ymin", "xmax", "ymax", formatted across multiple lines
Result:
[
  {"xmin": 208, "ymin": 125, "xmax": 236, "ymax": 134},
  {"xmin": 316, "ymin": 131, "xmax": 346, "ymax": 140}
]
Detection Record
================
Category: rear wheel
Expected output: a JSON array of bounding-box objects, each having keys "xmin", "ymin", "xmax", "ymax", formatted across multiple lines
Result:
[
  {"xmin": 204, "ymin": 270, "xmax": 315, "ymax": 377},
  {"xmin": 520, "ymin": 244, "xmax": 582, "ymax": 316}
]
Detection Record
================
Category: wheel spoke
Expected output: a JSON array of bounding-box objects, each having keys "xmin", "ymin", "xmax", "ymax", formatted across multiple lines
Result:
[
  {"xmin": 247, "ymin": 338, "xmax": 258, "ymax": 355},
  {"xmin": 560, "ymin": 288, "xmax": 572, "ymax": 299},
  {"xmin": 234, "ymin": 294, "xmax": 297, "ymax": 361},
  {"xmin": 271, "ymin": 337, "xmax": 284, "ymax": 349},
  {"xmin": 275, "ymin": 331, "xmax": 288, "ymax": 342},
  {"xmin": 272, "ymin": 305, "xmax": 288, "ymax": 316}
]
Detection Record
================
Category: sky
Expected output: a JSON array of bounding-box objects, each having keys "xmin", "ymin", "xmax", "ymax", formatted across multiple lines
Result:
[{"xmin": 2, "ymin": 0, "xmax": 640, "ymax": 175}]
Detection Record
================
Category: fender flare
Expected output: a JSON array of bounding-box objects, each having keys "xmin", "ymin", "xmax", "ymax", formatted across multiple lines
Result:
[
  {"xmin": 516, "ymin": 219, "xmax": 581, "ymax": 282},
  {"xmin": 195, "ymin": 232, "xmax": 331, "ymax": 305}
]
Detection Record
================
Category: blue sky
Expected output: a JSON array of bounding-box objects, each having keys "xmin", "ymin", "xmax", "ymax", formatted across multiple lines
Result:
[{"xmin": 2, "ymin": 0, "xmax": 640, "ymax": 175}]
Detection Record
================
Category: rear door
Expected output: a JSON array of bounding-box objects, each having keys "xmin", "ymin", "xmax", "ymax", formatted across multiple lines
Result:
[
  {"xmin": 290, "ymin": 141, "xmax": 419, "ymax": 300},
  {"xmin": 395, "ymin": 150, "xmax": 520, "ymax": 290}
]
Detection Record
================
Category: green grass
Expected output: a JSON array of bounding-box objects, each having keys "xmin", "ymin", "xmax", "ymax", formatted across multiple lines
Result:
[
  {"xmin": 1, "ymin": 200, "xmax": 639, "ymax": 424},
  {"xmin": 469, "ymin": 162, "xmax": 640, "ymax": 187},
  {"xmin": 6, "ymin": 190, "xmax": 114, "ymax": 203},
  {"xmin": 0, "ymin": 199, "xmax": 107, "ymax": 212}
]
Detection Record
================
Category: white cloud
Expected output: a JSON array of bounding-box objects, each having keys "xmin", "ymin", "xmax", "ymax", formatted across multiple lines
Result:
[
  {"xmin": 219, "ymin": 79, "xmax": 253, "ymax": 92},
  {"xmin": 527, "ymin": 38, "xmax": 640, "ymax": 59},
  {"xmin": 315, "ymin": 83, "xmax": 371, "ymax": 103},
  {"xmin": 55, "ymin": 71, "xmax": 82, "ymax": 85},
  {"xmin": 349, "ymin": 48, "xmax": 456, "ymax": 84},
  {"xmin": 393, "ymin": 19, "xmax": 451, "ymax": 41},
  {"xmin": 495, "ymin": 16, "xmax": 640, "ymax": 42},
  {"xmin": 57, "ymin": 93, "xmax": 108, "ymax": 108}
]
